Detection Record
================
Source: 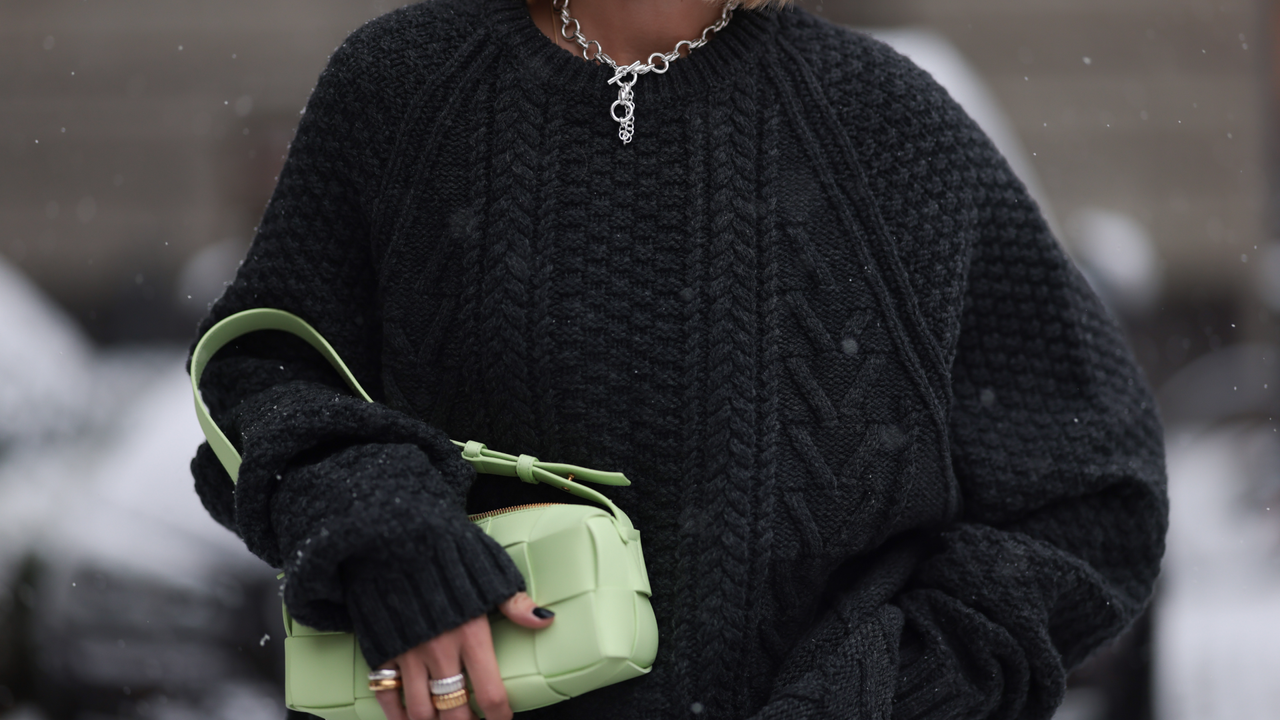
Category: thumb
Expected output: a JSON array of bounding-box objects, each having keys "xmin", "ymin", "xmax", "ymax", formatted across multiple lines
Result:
[{"xmin": 498, "ymin": 591, "xmax": 555, "ymax": 630}]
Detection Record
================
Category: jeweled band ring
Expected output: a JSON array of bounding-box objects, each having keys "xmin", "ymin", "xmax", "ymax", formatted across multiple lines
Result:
[
  {"xmin": 429, "ymin": 673, "xmax": 467, "ymax": 695},
  {"xmin": 432, "ymin": 689, "xmax": 470, "ymax": 711}
]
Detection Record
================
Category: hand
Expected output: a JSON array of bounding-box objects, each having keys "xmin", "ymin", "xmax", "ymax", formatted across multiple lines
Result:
[{"xmin": 373, "ymin": 591, "xmax": 554, "ymax": 720}]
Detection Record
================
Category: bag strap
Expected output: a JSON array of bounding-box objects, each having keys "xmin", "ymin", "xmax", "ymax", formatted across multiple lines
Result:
[{"xmin": 190, "ymin": 308, "xmax": 638, "ymax": 539}]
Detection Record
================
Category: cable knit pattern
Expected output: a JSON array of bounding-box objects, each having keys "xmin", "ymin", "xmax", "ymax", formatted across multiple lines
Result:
[{"xmin": 189, "ymin": 1, "xmax": 1167, "ymax": 717}]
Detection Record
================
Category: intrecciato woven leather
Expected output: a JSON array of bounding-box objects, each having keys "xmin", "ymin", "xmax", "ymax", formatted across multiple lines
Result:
[{"xmin": 191, "ymin": 309, "xmax": 659, "ymax": 718}]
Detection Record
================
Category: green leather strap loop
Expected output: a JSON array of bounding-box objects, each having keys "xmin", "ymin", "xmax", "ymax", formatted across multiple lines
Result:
[
  {"xmin": 190, "ymin": 308, "xmax": 636, "ymax": 536},
  {"xmin": 516, "ymin": 454, "xmax": 537, "ymax": 484}
]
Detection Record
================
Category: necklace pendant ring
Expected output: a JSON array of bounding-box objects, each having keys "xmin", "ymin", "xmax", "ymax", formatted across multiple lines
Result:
[
  {"xmin": 555, "ymin": 0, "xmax": 736, "ymax": 144},
  {"xmin": 610, "ymin": 99, "xmax": 633, "ymax": 123}
]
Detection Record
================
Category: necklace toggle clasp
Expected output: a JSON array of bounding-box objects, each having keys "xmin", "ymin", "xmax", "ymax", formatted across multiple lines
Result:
[
  {"xmin": 555, "ymin": 0, "xmax": 736, "ymax": 145},
  {"xmin": 608, "ymin": 65, "xmax": 641, "ymax": 88}
]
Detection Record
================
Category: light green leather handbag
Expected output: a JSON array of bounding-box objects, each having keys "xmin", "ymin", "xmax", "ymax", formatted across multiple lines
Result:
[{"xmin": 191, "ymin": 308, "xmax": 658, "ymax": 719}]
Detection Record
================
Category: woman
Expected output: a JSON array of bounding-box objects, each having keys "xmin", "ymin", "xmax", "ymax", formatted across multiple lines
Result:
[{"xmin": 190, "ymin": 0, "xmax": 1168, "ymax": 718}]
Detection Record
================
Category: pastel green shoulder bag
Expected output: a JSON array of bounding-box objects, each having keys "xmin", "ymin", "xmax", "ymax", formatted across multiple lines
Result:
[{"xmin": 190, "ymin": 308, "xmax": 658, "ymax": 719}]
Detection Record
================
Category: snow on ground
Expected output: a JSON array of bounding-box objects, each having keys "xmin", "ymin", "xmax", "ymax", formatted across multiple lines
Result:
[
  {"xmin": 0, "ymin": 251, "xmax": 267, "ymax": 589},
  {"xmin": 0, "ymin": 258, "xmax": 95, "ymax": 443},
  {"xmin": 1156, "ymin": 426, "xmax": 1280, "ymax": 720},
  {"xmin": 0, "ymin": 348, "xmax": 270, "ymax": 595},
  {"xmin": 0, "ymin": 257, "xmax": 279, "ymax": 720},
  {"xmin": 17, "ymin": 358, "xmax": 269, "ymax": 588}
]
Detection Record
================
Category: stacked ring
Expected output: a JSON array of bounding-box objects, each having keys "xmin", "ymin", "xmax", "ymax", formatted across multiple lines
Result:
[
  {"xmin": 368, "ymin": 668, "xmax": 402, "ymax": 692},
  {"xmin": 431, "ymin": 689, "xmax": 469, "ymax": 711},
  {"xmin": 429, "ymin": 673, "xmax": 467, "ymax": 695},
  {"xmin": 368, "ymin": 677, "xmax": 403, "ymax": 692}
]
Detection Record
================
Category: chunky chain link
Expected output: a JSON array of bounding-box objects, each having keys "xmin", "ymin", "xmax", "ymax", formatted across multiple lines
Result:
[{"xmin": 552, "ymin": 0, "xmax": 736, "ymax": 144}]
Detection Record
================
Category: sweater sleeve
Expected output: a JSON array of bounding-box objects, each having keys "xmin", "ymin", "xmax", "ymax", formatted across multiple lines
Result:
[
  {"xmin": 188, "ymin": 20, "xmax": 524, "ymax": 668},
  {"xmin": 748, "ymin": 27, "xmax": 1167, "ymax": 719},
  {"xmin": 749, "ymin": 180, "xmax": 1166, "ymax": 720},
  {"xmin": 889, "ymin": 163, "xmax": 1168, "ymax": 718}
]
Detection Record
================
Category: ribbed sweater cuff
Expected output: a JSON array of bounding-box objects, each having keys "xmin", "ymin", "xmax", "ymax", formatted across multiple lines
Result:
[
  {"xmin": 892, "ymin": 634, "xmax": 967, "ymax": 720},
  {"xmin": 342, "ymin": 523, "xmax": 526, "ymax": 668}
]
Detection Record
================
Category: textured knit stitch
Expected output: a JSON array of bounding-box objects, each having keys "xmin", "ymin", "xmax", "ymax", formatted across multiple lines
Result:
[{"xmin": 189, "ymin": 2, "xmax": 1168, "ymax": 718}]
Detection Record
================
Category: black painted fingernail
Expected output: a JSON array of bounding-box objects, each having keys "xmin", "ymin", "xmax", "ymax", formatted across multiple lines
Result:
[{"xmin": 533, "ymin": 607, "xmax": 555, "ymax": 619}]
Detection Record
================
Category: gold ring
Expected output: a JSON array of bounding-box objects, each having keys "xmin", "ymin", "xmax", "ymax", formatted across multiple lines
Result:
[
  {"xmin": 431, "ymin": 688, "xmax": 469, "ymax": 711},
  {"xmin": 368, "ymin": 677, "xmax": 404, "ymax": 692}
]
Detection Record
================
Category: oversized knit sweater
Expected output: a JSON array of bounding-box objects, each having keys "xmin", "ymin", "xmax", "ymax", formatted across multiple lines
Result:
[{"xmin": 188, "ymin": 1, "xmax": 1169, "ymax": 718}]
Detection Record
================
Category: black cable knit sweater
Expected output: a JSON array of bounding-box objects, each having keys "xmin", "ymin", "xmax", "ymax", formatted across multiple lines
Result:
[{"xmin": 189, "ymin": 1, "xmax": 1168, "ymax": 718}]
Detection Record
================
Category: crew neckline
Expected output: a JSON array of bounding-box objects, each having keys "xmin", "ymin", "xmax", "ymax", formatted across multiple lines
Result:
[{"xmin": 482, "ymin": 0, "xmax": 775, "ymax": 103}]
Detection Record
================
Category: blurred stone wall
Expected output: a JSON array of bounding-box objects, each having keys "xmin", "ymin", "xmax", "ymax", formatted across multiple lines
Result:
[
  {"xmin": 798, "ymin": 0, "xmax": 1271, "ymax": 385},
  {"xmin": 1, "ymin": 0, "xmax": 1270, "ymax": 348},
  {"xmin": 804, "ymin": 0, "xmax": 1268, "ymax": 292},
  {"xmin": 2, "ymin": 0, "xmax": 413, "ymax": 341}
]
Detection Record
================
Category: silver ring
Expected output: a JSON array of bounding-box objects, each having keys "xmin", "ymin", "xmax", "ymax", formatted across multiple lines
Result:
[
  {"xmin": 610, "ymin": 100, "xmax": 633, "ymax": 123},
  {"xmin": 429, "ymin": 673, "xmax": 466, "ymax": 696},
  {"xmin": 368, "ymin": 668, "xmax": 400, "ymax": 681}
]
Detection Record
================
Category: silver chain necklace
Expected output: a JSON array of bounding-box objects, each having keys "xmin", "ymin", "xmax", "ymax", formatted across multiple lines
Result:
[{"xmin": 552, "ymin": 0, "xmax": 736, "ymax": 144}]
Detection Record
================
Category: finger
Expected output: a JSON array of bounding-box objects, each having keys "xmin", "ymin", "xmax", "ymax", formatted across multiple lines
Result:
[
  {"xmin": 374, "ymin": 662, "xmax": 411, "ymax": 720},
  {"xmin": 376, "ymin": 686, "xmax": 411, "ymax": 720},
  {"xmin": 498, "ymin": 591, "xmax": 555, "ymax": 629},
  {"xmin": 461, "ymin": 619, "xmax": 511, "ymax": 720},
  {"xmin": 423, "ymin": 640, "xmax": 471, "ymax": 720},
  {"xmin": 400, "ymin": 656, "xmax": 436, "ymax": 720}
]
